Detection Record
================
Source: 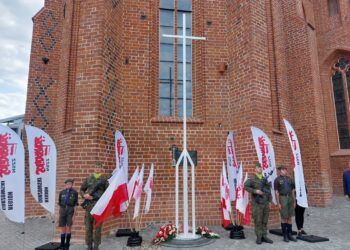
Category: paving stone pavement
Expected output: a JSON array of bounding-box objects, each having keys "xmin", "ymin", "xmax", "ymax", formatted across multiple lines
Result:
[{"xmin": 1, "ymin": 196, "xmax": 349, "ymax": 250}]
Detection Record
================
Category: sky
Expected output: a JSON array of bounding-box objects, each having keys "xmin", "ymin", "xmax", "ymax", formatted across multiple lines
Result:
[{"xmin": 0, "ymin": 0, "xmax": 44, "ymax": 119}]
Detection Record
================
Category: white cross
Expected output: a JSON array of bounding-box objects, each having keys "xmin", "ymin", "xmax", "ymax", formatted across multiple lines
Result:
[{"xmin": 163, "ymin": 13, "xmax": 206, "ymax": 239}]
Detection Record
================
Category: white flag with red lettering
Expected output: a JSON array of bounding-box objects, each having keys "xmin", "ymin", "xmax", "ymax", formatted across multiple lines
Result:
[
  {"xmin": 226, "ymin": 131, "xmax": 239, "ymax": 201},
  {"xmin": 91, "ymin": 169, "xmax": 128, "ymax": 226},
  {"xmin": 251, "ymin": 127, "xmax": 277, "ymax": 204},
  {"xmin": 236, "ymin": 162, "xmax": 245, "ymax": 213},
  {"xmin": 0, "ymin": 125, "xmax": 25, "ymax": 223},
  {"xmin": 26, "ymin": 125, "xmax": 56, "ymax": 214},
  {"xmin": 143, "ymin": 163, "xmax": 154, "ymax": 214},
  {"xmin": 284, "ymin": 119, "xmax": 308, "ymax": 208},
  {"xmin": 115, "ymin": 131, "xmax": 128, "ymax": 179},
  {"xmin": 133, "ymin": 164, "xmax": 144, "ymax": 219}
]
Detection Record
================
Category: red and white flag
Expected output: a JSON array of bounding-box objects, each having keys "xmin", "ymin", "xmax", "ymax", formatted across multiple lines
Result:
[
  {"xmin": 226, "ymin": 131, "xmax": 239, "ymax": 201},
  {"xmin": 242, "ymin": 173, "xmax": 251, "ymax": 225},
  {"xmin": 25, "ymin": 125, "xmax": 56, "ymax": 214},
  {"xmin": 143, "ymin": 163, "xmax": 154, "ymax": 214},
  {"xmin": 236, "ymin": 162, "xmax": 244, "ymax": 213},
  {"xmin": 133, "ymin": 164, "xmax": 144, "ymax": 219},
  {"xmin": 284, "ymin": 119, "xmax": 308, "ymax": 208},
  {"xmin": 115, "ymin": 130, "xmax": 128, "ymax": 179},
  {"xmin": 0, "ymin": 125, "xmax": 25, "ymax": 223},
  {"xmin": 220, "ymin": 162, "xmax": 231, "ymax": 228},
  {"xmin": 91, "ymin": 169, "xmax": 128, "ymax": 226},
  {"xmin": 127, "ymin": 166, "xmax": 139, "ymax": 202}
]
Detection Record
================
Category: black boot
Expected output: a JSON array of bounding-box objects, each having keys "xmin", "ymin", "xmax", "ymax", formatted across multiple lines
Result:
[
  {"xmin": 65, "ymin": 233, "xmax": 71, "ymax": 250},
  {"xmin": 287, "ymin": 224, "xmax": 297, "ymax": 242},
  {"xmin": 87, "ymin": 244, "xmax": 93, "ymax": 250},
  {"xmin": 282, "ymin": 224, "xmax": 289, "ymax": 242},
  {"xmin": 262, "ymin": 235, "xmax": 273, "ymax": 243},
  {"xmin": 256, "ymin": 236, "xmax": 262, "ymax": 245},
  {"xmin": 60, "ymin": 234, "xmax": 66, "ymax": 249}
]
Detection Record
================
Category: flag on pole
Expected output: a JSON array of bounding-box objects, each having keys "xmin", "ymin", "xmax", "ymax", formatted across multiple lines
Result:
[
  {"xmin": 133, "ymin": 164, "xmax": 144, "ymax": 219},
  {"xmin": 25, "ymin": 125, "xmax": 56, "ymax": 214},
  {"xmin": 251, "ymin": 127, "xmax": 278, "ymax": 204},
  {"xmin": 220, "ymin": 162, "xmax": 231, "ymax": 228},
  {"xmin": 143, "ymin": 163, "xmax": 154, "ymax": 214},
  {"xmin": 236, "ymin": 162, "xmax": 245, "ymax": 213},
  {"xmin": 0, "ymin": 125, "xmax": 25, "ymax": 223},
  {"xmin": 283, "ymin": 119, "xmax": 308, "ymax": 208},
  {"xmin": 115, "ymin": 130, "xmax": 128, "ymax": 179},
  {"xmin": 127, "ymin": 166, "xmax": 139, "ymax": 202},
  {"xmin": 91, "ymin": 169, "xmax": 128, "ymax": 226},
  {"xmin": 226, "ymin": 131, "xmax": 239, "ymax": 201},
  {"xmin": 242, "ymin": 172, "xmax": 251, "ymax": 225}
]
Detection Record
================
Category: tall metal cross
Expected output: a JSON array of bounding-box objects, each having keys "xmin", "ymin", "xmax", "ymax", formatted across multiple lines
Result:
[{"xmin": 163, "ymin": 13, "xmax": 206, "ymax": 239}]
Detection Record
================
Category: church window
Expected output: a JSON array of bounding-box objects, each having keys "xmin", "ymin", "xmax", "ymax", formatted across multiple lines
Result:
[
  {"xmin": 332, "ymin": 58, "xmax": 350, "ymax": 149},
  {"xmin": 159, "ymin": 0, "xmax": 192, "ymax": 117},
  {"xmin": 328, "ymin": 0, "xmax": 339, "ymax": 16}
]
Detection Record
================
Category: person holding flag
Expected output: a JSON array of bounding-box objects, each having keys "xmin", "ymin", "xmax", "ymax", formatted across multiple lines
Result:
[
  {"xmin": 80, "ymin": 162, "xmax": 108, "ymax": 250},
  {"xmin": 244, "ymin": 162, "xmax": 273, "ymax": 245}
]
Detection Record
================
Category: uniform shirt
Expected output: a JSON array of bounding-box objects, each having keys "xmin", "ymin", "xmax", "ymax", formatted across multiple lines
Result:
[
  {"xmin": 58, "ymin": 188, "xmax": 78, "ymax": 207},
  {"xmin": 274, "ymin": 176, "xmax": 295, "ymax": 195},
  {"xmin": 343, "ymin": 170, "xmax": 350, "ymax": 196},
  {"xmin": 244, "ymin": 174, "xmax": 271, "ymax": 205},
  {"xmin": 80, "ymin": 173, "xmax": 108, "ymax": 200}
]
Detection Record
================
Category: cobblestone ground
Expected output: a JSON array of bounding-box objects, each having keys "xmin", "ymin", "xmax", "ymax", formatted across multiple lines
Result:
[{"xmin": 1, "ymin": 196, "xmax": 349, "ymax": 250}]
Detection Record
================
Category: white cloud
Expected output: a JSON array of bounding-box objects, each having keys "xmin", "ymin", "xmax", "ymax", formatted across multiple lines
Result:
[
  {"xmin": 0, "ymin": 0, "xmax": 44, "ymax": 118},
  {"xmin": 0, "ymin": 93, "xmax": 26, "ymax": 119}
]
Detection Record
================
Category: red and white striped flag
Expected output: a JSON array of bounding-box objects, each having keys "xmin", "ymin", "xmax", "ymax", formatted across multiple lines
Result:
[
  {"xmin": 133, "ymin": 164, "xmax": 144, "ymax": 219},
  {"xmin": 90, "ymin": 169, "xmax": 128, "ymax": 226},
  {"xmin": 221, "ymin": 162, "xmax": 231, "ymax": 228},
  {"xmin": 143, "ymin": 164, "xmax": 154, "ymax": 214}
]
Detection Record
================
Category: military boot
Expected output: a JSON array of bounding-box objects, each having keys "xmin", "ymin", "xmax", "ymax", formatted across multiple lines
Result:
[
  {"xmin": 262, "ymin": 235, "xmax": 273, "ymax": 243},
  {"xmin": 256, "ymin": 236, "xmax": 262, "ymax": 245},
  {"xmin": 282, "ymin": 224, "xmax": 289, "ymax": 242},
  {"xmin": 287, "ymin": 224, "xmax": 297, "ymax": 242},
  {"xmin": 87, "ymin": 244, "xmax": 93, "ymax": 250},
  {"xmin": 93, "ymin": 244, "xmax": 99, "ymax": 250}
]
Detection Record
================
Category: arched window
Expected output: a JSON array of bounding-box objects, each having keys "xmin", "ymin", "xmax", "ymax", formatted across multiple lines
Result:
[
  {"xmin": 159, "ymin": 0, "xmax": 192, "ymax": 117},
  {"xmin": 332, "ymin": 58, "xmax": 350, "ymax": 148},
  {"xmin": 328, "ymin": 0, "xmax": 339, "ymax": 16}
]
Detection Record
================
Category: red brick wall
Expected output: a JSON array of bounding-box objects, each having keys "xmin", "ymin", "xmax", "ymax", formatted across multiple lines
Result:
[{"xmin": 24, "ymin": 0, "xmax": 350, "ymax": 242}]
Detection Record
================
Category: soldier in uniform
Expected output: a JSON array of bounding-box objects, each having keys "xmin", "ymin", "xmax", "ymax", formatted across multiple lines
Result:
[
  {"xmin": 244, "ymin": 163, "xmax": 273, "ymax": 245},
  {"xmin": 274, "ymin": 165, "xmax": 297, "ymax": 242},
  {"xmin": 58, "ymin": 178, "xmax": 78, "ymax": 250},
  {"xmin": 80, "ymin": 163, "xmax": 108, "ymax": 250}
]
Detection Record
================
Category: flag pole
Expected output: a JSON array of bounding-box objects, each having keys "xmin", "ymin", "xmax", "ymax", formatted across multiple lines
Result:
[{"xmin": 138, "ymin": 195, "xmax": 147, "ymax": 230}]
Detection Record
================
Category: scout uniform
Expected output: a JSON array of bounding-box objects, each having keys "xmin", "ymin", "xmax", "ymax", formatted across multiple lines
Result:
[
  {"xmin": 58, "ymin": 179, "xmax": 78, "ymax": 250},
  {"xmin": 80, "ymin": 173, "xmax": 108, "ymax": 250},
  {"xmin": 244, "ymin": 167, "xmax": 273, "ymax": 244},
  {"xmin": 274, "ymin": 165, "xmax": 297, "ymax": 242}
]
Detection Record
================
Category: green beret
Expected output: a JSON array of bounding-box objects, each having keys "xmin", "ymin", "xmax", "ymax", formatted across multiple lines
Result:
[{"xmin": 65, "ymin": 178, "xmax": 74, "ymax": 184}]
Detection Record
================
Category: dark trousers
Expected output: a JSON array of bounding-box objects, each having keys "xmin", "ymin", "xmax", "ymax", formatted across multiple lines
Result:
[{"xmin": 295, "ymin": 204, "xmax": 305, "ymax": 230}]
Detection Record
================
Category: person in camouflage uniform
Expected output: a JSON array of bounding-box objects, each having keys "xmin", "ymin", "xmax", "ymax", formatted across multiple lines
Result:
[
  {"xmin": 58, "ymin": 178, "xmax": 78, "ymax": 250},
  {"xmin": 274, "ymin": 165, "xmax": 297, "ymax": 242},
  {"xmin": 80, "ymin": 163, "xmax": 108, "ymax": 250},
  {"xmin": 244, "ymin": 163, "xmax": 273, "ymax": 245}
]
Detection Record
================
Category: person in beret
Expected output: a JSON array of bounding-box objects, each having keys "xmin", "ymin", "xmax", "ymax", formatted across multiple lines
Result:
[
  {"xmin": 274, "ymin": 165, "xmax": 297, "ymax": 242},
  {"xmin": 58, "ymin": 178, "xmax": 78, "ymax": 249}
]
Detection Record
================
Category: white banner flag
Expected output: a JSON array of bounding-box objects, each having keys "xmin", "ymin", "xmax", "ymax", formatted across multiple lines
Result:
[
  {"xmin": 283, "ymin": 119, "xmax": 308, "ymax": 208},
  {"xmin": 115, "ymin": 130, "xmax": 128, "ymax": 179},
  {"xmin": 0, "ymin": 125, "xmax": 25, "ymax": 223},
  {"xmin": 226, "ymin": 131, "xmax": 239, "ymax": 201},
  {"xmin": 133, "ymin": 164, "xmax": 144, "ymax": 219},
  {"xmin": 143, "ymin": 163, "xmax": 154, "ymax": 214},
  {"xmin": 251, "ymin": 127, "xmax": 277, "ymax": 204},
  {"xmin": 26, "ymin": 125, "xmax": 56, "ymax": 214},
  {"xmin": 221, "ymin": 162, "xmax": 231, "ymax": 212}
]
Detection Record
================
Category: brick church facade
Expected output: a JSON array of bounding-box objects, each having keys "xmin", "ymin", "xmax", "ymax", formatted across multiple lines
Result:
[{"xmin": 24, "ymin": 0, "xmax": 350, "ymax": 241}]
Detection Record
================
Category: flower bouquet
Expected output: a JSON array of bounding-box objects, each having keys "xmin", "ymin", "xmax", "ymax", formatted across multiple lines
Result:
[
  {"xmin": 152, "ymin": 224, "xmax": 177, "ymax": 245},
  {"xmin": 196, "ymin": 226, "xmax": 220, "ymax": 239}
]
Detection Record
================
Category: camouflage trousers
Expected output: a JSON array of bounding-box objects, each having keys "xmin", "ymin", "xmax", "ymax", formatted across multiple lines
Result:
[
  {"xmin": 252, "ymin": 202, "xmax": 270, "ymax": 238},
  {"xmin": 85, "ymin": 206, "xmax": 103, "ymax": 246}
]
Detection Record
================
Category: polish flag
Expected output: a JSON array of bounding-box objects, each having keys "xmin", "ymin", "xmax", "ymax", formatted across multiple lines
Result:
[
  {"xmin": 236, "ymin": 162, "xmax": 244, "ymax": 213},
  {"xmin": 91, "ymin": 169, "xmax": 128, "ymax": 226},
  {"xmin": 221, "ymin": 162, "xmax": 231, "ymax": 228},
  {"xmin": 128, "ymin": 166, "xmax": 139, "ymax": 202},
  {"xmin": 133, "ymin": 164, "xmax": 144, "ymax": 219},
  {"xmin": 143, "ymin": 164, "xmax": 154, "ymax": 214}
]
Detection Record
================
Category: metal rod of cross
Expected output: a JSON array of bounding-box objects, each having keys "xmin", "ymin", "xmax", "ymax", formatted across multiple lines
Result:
[{"xmin": 163, "ymin": 13, "xmax": 206, "ymax": 239}]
